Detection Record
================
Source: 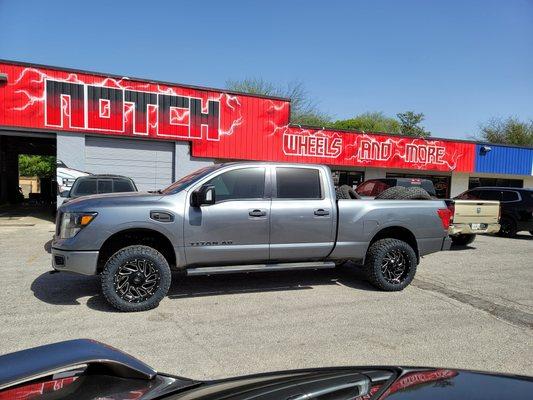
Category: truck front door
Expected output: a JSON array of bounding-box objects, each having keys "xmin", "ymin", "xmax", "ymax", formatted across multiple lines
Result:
[
  {"xmin": 184, "ymin": 166, "xmax": 270, "ymax": 266},
  {"xmin": 270, "ymin": 166, "xmax": 336, "ymax": 261}
]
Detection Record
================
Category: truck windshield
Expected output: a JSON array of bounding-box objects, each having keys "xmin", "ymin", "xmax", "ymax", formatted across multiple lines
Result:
[{"xmin": 161, "ymin": 165, "xmax": 224, "ymax": 195}]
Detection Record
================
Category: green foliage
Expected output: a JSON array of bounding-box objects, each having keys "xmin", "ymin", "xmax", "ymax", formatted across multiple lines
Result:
[
  {"xmin": 331, "ymin": 112, "xmax": 401, "ymax": 133},
  {"xmin": 226, "ymin": 78, "xmax": 434, "ymax": 138},
  {"xmin": 226, "ymin": 78, "xmax": 331, "ymax": 126},
  {"xmin": 478, "ymin": 117, "xmax": 533, "ymax": 147},
  {"xmin": 18, "ymin": 155, "xmax": 55, "ymax": 178},
  {"xmin": 396, "ymin": 111, "xmax": 431, "ymax": 138},
  {"xmin": 291, "ymin": 113, "xmax": 332, "ymax": 128}
]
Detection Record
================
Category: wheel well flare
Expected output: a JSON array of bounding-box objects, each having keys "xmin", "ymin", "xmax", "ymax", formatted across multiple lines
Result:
[{"xmin": 97, "ymin": 229, "xmax": 176, "ymax": 272}]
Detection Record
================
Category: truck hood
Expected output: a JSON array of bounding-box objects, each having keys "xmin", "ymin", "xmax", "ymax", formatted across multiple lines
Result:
[
  {"xmin": 56, "ymin": 167, "xmax": 90, "ymax": 180},
  {"xmin": 60, "ymin": 191, "xmax": 164, "ymax": 211}
]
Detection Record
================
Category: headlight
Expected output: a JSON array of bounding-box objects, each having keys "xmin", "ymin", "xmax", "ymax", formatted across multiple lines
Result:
[{"xmin": 59, "ymin": 212, "xmax": 97, "ymax": 239}]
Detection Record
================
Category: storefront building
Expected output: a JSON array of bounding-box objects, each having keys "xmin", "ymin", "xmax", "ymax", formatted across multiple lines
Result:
[{"xmin": 1, "ymin": 60, "xmax": 532, "ymax": 205}]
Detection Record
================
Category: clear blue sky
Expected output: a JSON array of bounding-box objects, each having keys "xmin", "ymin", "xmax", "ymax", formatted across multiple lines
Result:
[{"xmin": 1, "ymin": 0, "xmax": 532, "ymax": 139}]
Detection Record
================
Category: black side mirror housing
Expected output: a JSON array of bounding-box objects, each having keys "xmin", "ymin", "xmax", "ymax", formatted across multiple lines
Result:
[
  {"xmin": 60, "ymin": 190, "xmax": 70, "ymax": 198},
  {"xmin": 191, "ymin": 185, "xmax": 216, "ymax": 207}
]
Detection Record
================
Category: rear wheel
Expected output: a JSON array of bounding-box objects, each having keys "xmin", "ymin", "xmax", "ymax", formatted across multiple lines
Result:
[
  {"xmin": 451, "ymin": 233, "xmax": 476, "ymax": 246},
  {"xmin": 498, "ymin": 217, "xmax": 517, "ymax": 238},
  {"xmin": 101, "ymin": 245, "xmax": 171, "ymax": 312},
  {"xmin": 363, "ymin": 238, "xmax": 417, "ymax": 291}
]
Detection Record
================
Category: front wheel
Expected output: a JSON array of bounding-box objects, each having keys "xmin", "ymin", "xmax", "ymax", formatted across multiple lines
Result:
[
  {"xmin": 101, "ymin": 245, "xmax": 171, "ymax": 312},
  {"xmin": 451, "ymin": 233, "xmax": 476, "ymax": 246},
  {"xmin": 363, "ymin": 238, "xmax": 417, "ymax": 291}
]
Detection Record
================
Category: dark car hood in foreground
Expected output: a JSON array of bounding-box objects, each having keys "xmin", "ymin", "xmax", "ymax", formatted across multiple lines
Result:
[{"xmin": 0, "ymin": 340, "xmax": 531, "ymax": 400}]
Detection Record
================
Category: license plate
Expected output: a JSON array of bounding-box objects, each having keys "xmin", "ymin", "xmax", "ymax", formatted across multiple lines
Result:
[{"xmin": 471, "ymin": 223, "xmax": 482, "ymax": 230}]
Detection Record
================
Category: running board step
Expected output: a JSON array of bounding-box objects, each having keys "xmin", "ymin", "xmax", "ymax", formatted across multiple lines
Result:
[{"xmin": 186, "ymin": 261, "xmax": 335, "ymax": 276}]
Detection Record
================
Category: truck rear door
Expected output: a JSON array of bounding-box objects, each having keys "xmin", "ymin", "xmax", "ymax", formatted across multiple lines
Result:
[{"xmin": 269, "ymin": 166, "xmax": 336, "ymax": 261}]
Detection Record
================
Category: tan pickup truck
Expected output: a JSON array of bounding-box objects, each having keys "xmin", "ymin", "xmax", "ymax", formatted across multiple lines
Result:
[{"xmin": 446, "ymin": 199, "xmax": 500, "ymax": 245}]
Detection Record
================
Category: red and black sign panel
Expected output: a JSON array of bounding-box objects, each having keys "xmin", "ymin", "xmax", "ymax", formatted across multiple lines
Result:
[{"xmin": 0, "ymin": 60, "xmax": 475, "ymax": 172}]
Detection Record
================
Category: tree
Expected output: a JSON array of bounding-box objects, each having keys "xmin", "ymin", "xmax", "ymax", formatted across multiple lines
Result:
[
  {"xmin": 18, "ymin": 155, "xmax": 55, "ymax": 178},
  {"xmin": 478, "ymin": 117, "xmax": 533, "ymax": 147},
  {"xmin": 330, "ymin": 112, "xmax": 401, "ymax": 133},
  {"xmin": 397, "ymin": 111, "xmax": 431, "ymax": 138},
  {"xmin": 225, "ymin": 78, "xmax": 331, "ymax": 127}
]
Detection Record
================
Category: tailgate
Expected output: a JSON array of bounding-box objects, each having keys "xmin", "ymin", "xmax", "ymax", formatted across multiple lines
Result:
[{"xmin": 452, "ymin": 200, "xmax": 500, "ymax": 224}]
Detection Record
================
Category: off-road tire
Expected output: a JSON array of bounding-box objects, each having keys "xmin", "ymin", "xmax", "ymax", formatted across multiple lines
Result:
[
  {"xmin": 403, "ymin": 187, "xmax": 432, "ymax": 200},
  {"xmin": 336, "ymin": 185, "xmax": 360, "ymax": 199},
  {"xmin": 101, "ymin": 245, "xmax": 171, "ymax": 312},
  {"xmin": 363, "ymin": 238, "xmax": 417, "ymax": 291},
  {"xmin": 451, "ymin": 233, "xmax": 476, "ymax": 246},
  {"xmin": 375, "ymin": 186, "xmax": 408, "ymax": 200},
  {"xmin": 497, "ymin": 217, "xmax": 517, "ymax": 238}
]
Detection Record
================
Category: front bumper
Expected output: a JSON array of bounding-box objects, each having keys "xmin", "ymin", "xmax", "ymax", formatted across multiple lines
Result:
[
  {"xmin": 51, "ymin": 247, "xmax": 99, "ymax": 275},
  {"xmin": 448, "ymin": 223, "xmax": 500, "ymax": 236}
]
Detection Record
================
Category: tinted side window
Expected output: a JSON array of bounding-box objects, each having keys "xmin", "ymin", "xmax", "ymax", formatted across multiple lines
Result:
[
  {"xmin": 478, "ymin": 190, "xmax": 502, "ymax": 201},
  {"xmin": 276, "ymin": 168, "xmax": 321, "ymax": 199},
  {"xmin": 501, "ymin": 191, "xmax": 519, "ymax": 202},
  {"xmin": 97, "ymin": 179, "xmax": 113, "ymax": 194},
  {"xmin": 207, "ymin": 168, "xmax": 265, "ymax": 202},
  {"xmin": 113, "ymin": 179, "xmax": 136, "ymax": 192},
  {"xmin": 456, "ymin": 190, "xmax": 480, "ymax": 200},
  {"xmin": 74, "ymin": 180, "xmax": 97, "ymax": 196}
]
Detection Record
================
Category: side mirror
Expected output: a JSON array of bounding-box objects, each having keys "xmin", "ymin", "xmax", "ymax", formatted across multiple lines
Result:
[
  {"xmin": 60, "ymin": 190, "xmax": 70, "ymax": 198},
  {"xmin": 190, "ymin": 185, "xmax": 216, "ymax": 207}
]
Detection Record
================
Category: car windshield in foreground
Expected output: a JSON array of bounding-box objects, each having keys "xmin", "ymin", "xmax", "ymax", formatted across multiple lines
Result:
[{"xmin": 161, "ymin": 165, "xmax": 224, "ymax": 195}]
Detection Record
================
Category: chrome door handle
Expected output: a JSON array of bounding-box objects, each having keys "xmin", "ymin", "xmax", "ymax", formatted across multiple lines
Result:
[
  {"xmin": 314, "ymin": 208, "xmax": 330, "ymax": 216},
  {"xmin": 249, "ymin": 209, "xmax": 267, "ymax": 217}
]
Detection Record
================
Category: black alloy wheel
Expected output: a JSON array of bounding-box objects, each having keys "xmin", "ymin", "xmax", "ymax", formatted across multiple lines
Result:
[
  {"xmin": 102, "ymin": 245, "xmax": 172, "ymax": 312},
  {"xmin": 380, "ymin": 248, "xmax": 410, "ymax": 285},
  {"xmin": 363, "ymin": 238, "xmax": 418, "ymax": 291},
  {"xmin": 114, "ymin": 259, "xmax": 161, "ymax": 303}
]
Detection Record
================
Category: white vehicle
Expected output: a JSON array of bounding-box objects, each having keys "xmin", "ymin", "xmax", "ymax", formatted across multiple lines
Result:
[{"xmin": 56, "ymin": 160, "xmax": 89, "ymax": 193}]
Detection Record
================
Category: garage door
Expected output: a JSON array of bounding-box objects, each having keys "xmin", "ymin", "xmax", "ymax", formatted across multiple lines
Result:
[{"xmin": 85, "ymin": 136, "xmax": 175, "ymax": 191}]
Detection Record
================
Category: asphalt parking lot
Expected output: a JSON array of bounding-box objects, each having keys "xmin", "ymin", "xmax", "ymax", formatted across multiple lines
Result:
[{"xmin": 1, "ymin": 212, "xmax": 532, "ymax": 379}]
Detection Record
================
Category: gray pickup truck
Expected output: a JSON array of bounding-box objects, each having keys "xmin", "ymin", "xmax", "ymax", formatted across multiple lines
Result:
[{"xmin": 52, "ymin": 163, "xmax": 452, "ymax": 311}]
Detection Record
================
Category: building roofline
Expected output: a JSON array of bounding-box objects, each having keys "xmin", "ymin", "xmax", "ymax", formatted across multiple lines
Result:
[{"xmin": 0, "ymin": 59, "xmax": 291, "ymax": 102}]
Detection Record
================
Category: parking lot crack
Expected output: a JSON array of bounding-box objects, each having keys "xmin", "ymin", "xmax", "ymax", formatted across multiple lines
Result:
[{"xmin": 413, "ymin": 279, "xmax": 533, "ymax": 330}]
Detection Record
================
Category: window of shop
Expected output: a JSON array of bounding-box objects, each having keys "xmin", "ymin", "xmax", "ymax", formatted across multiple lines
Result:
[
  {"xmin": 331, "ymin": 170, "xmax": 364, "ymax": 189},
  {"xmin": 468, "ymin": 177, "xmax": 523, "ymax": 189},
  {"xmin": 386, "ymin": 173, "xmax": 451, "ymax": 198}
]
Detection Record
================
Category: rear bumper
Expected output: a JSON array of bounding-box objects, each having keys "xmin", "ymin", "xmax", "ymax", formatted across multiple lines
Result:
[
  {"xmin": 449, "ymin": 223, "xmax": 500, "ymax": 235},
  {"xmin": 51, "ymin": 248, "xmax": 99, "ymax": 275}
]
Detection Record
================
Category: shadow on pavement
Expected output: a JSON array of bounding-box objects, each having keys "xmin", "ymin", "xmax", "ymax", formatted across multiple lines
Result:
[
  {"xmin": 511, "ymin": 233, "xmax": 533, "ymax": 241},
  {"xmin": 31, "ymin": 265, "xmax": 375, "ymax": 312},
  {"xmin": 449, "ymin": 244, "xmax": 476, "ymax": 251},
  {"xmin": 0, "ymin": 204, "xmax": 56, "ymax": 223}
]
